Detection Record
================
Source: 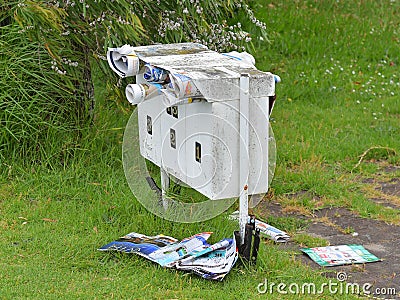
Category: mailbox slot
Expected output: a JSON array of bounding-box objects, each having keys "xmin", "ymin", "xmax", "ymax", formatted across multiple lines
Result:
[{"xmin": 195, "ymin": 142, "xmax": 201, "ymax": 163}]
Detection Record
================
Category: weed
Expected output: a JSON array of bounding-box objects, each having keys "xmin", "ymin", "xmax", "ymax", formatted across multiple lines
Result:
[{"xmin": 292, "ymin": 233, "xmax": 330, "ymax": 248}]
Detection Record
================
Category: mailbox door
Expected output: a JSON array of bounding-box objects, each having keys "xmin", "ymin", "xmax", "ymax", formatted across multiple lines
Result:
[
  {"xmin": 182, "ymin": 101, "xmax": 213, "ymax": 195},
  {"xmin": 160, "ymin": 104, "xmax": 186, "ymax": 180},
  {"xmin": 137, "ymin": 95, "xmax": 165, "ymax": 166}
]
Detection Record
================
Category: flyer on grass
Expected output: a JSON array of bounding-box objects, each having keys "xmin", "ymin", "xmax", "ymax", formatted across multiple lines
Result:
[
  {"xmin": 98, "ymin": 231, "xmax": 238, "ymax": 281},
  {"xmin": 301, "ymin": 244, "xmax": 380, "ymax": 267}
]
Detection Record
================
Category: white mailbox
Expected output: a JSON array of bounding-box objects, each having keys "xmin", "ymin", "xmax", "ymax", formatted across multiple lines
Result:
[
  {"xmin": 108, "ymin": 43, "xmax": 277, "ymax": 240},
  {"xmin": 109, "ymin": 43, "xmax": 275, "ymax": 199}
]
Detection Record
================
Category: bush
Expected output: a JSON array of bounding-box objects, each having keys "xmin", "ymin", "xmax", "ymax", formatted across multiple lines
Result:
[{"xmin": 0, "ymin": 0, "xmax": 267, "ymax": 167}]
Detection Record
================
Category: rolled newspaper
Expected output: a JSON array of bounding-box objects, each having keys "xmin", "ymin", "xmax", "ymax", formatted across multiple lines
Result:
[
  {"xmin": 107, "ymin": 44, "xmax": 140, "ymax": 78},
  {"xmin": 125, "ymin": 83, "xmax": 162, "ymax": 105},
  {"xmin": 168, "ymin": 73, "xmax": 202, "ymax": 99},
  {"xmin": 143, "ymin": 64, "xmax": 169, "ymax": 83},
  {"xmin": 229, "ymin": 211, "xmax": 290, "ymax": 243},
  {"xmin": 161, "ymin": 72, "xmax": 203, "ymax": 106}
]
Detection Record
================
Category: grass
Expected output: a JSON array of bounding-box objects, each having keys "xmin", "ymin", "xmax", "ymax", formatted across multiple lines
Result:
[
  {"xmin": 292, "ymin": 233, "xmax": 330, "ymax": 248},
  {"xmin": 254, "ymin": 0, "xmax": 400, "ymax": 224},
  {"xmin": 1, "ymin": 0, "xmax": 399, "ymax": 299},
  {"xmin": 0, "ymin": 25, "xmax": 86, "ymax": 165}
]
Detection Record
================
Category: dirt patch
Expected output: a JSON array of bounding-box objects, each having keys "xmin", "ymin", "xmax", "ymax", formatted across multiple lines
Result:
[
  {"xmin": 362, "ymin": 173, "xmax": 400, "ymax": 209},
  {"xmin": 380, "ymin": 178, "xmax": 400, "ymax": 197},
  {"xmin": 307, "ymin": 208, "xmax": 400, "ymax": 294},
  {"xmin": 257, "ymin": 171, "xmax": 400, "ymax": 299}
]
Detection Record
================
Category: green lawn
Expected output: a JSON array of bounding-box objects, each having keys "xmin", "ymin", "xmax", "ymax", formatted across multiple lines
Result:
[
  {"xmin": 1, "ymin": 0, "xmax": 399, "ymax": 299},
  {"xmin": 254, "ymin": 0, "xmax": 399, "ymax": 224}
]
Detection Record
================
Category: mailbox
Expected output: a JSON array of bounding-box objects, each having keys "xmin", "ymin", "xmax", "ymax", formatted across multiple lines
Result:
[
  {"xmin": 108, "ymin": 43, "xmax": 276, "ymax": 200},
  {"xmin": 108, "ymin": 43, "xmax": 278, "ymax": 244}
]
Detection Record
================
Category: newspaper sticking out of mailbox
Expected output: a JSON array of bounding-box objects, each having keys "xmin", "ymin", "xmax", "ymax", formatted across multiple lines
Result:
[
  {"xmin": 229, "ymin": 211, "xmax": 290, "ymax": 243},
  {"xmin": 98, "ymin": 231, "xmax": 238, "ymax": 281},
  {"xmin": 107, "ymin": 44, "xmax": 140, "ymax": 78},
  {"xmin": 107, "ymin": 43, "xmax": 275, "ymax": 106}
]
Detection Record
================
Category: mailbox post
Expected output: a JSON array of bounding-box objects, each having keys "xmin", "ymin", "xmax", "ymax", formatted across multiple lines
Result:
[{"xmin": 107, "ymin": 43, "xmax": 278, "ymax": 258}]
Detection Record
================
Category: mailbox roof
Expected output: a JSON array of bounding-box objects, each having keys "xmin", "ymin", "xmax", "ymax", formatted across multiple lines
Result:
[{"xmin": 133, "ymin": 43, "xmax": 275, "ymax": 102}]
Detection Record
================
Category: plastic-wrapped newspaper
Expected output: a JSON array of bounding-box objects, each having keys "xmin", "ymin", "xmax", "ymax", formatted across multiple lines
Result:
[
  {"xmin": 98, "ymin": 231, "xmax": 238, "ymax": 281},
  {"xmin": 148, "ymin": 232, "xmax": 212, "ymax": 267},
  {"xmin": 175, "ymin": 238, "xmax": 237, "ymax": 281},
  {"xmin": 229, "ymin": 211, "xmax": 290, "ymax": 243}
]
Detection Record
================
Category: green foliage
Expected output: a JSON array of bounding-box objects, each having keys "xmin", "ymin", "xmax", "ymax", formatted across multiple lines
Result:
[
  {"xmin": 0, "ymin": 25, "xmax": 85, "ymax": 166},
  {"xmin": 146, "ymin": 0, "xmax": 267, "ymax": 51},
  {"xmin": 0, "ymin": 0, "xmax": 267, "ymax": 167}
]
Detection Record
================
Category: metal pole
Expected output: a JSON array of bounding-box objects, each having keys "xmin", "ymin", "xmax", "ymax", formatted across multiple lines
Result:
[
  {"xmin": 239, "ymin": 73, "xmax": 250, "ymax": 244},
  {"xmin": 160, "ymin": 166, "xmax": 170, "ymax": 210}
]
